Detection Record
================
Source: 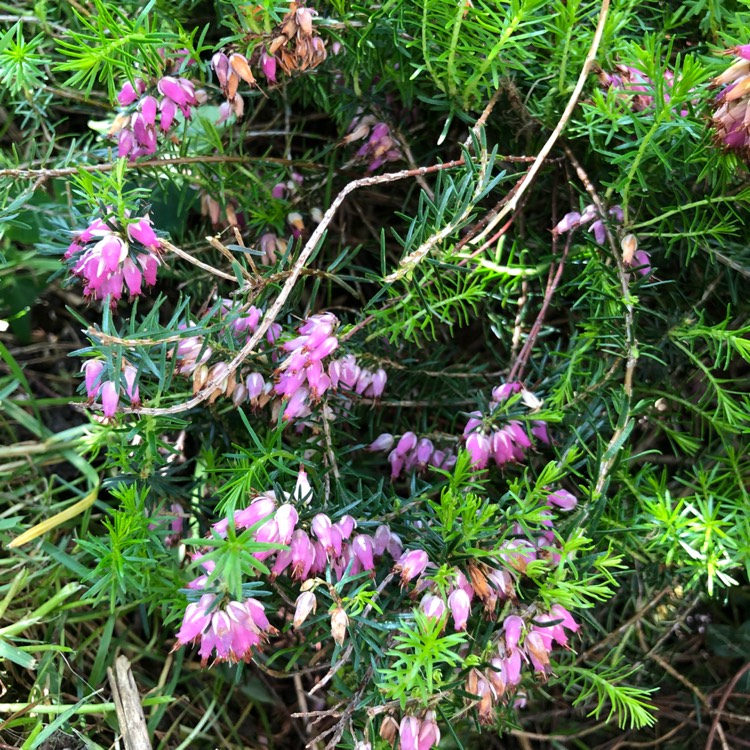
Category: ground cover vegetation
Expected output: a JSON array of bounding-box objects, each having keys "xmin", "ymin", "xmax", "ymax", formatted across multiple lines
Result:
[{"xmin": 0, "ymin": 0, "xmax": 749, "ymax": 748}]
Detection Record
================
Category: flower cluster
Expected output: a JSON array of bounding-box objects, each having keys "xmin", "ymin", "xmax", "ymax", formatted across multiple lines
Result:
[
  {"xmin": 389, "ymin": 712, "xmax": 440, "ymax": 750},
  {"xmin": 463, "ymin": 382, "xmax": 549, "ymax": 470},
  {"xmin": 212, "ymin": 2, "xmax": 327, "ymax": 120},
  {"xmin": 467, "ymin": 605, "xmax": 579, "ymax": 723},
  {"xmin": 367, "ymin": 432, "xmax": 457, "ymax": 480},
  {"xmin": 115, "ymin": 74, "xmax": 202, "ymax": 159},
  {"xmin": 343, "ymin": 114, "xmax": 403, "ymax": 171},
  {"xmin": 712, "ymin": 45, "xmax": 750, "ymax": 160},
  {"xmin": 598, "ymin": 64, "xmax": 680, "ymax": 113},
  {"xmin": 555, "ymin": 204, "xmax": 651, "ymax": 274},
  {"xmin": 554, "ymin": 203, "xmax": 624, "ymax": 245},
  {"xmin": 175, "ymin": 469, "xmax": 407, "ymax": 663},
  {"xmin": 64, "ymin": 215, "xmax": 161, "ymax": 302},
  {"xmin": 81, "ymin": 359, "xmax": 140, "ymax": 417},
  {"xmin": 275, "ymin": 312, "xmax": 340, "ymax": 419},
  {"xmin": 267, "ymin": 2, "xmax": 327, "ymax": 76},
  {"xmin": 173, "ymin": 460, "xmax": 583, "ymax": 739},
  {"xmin": 401, "ymin": 487, "xmax": 578, "ymax": 625},
  {"xmin": 173, "ymin": 309, "xmax": 386, "ymax": 422},
  {"xmin": 174, "ymin": 594, "xmax": 276, "ymax": 665},
  {"xmin": 207, "ymin": 473, "xmax": 404, "ymax": 586}
]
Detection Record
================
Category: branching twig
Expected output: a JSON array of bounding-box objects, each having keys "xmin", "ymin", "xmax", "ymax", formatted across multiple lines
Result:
[
  {"xmin": 384, "ymin": 91, "xmax": 502, "ymax": 283},
  {"xmin": 705, "ymin": 663, "xmax": 750, "ymax": 750},
  {"xmin": 308, "ymin": 573, "xmax": 395, "ymax": 697},
  {"xmin": 160, "ymin": 238, "xmax": 238, "ymax": 283},
  {"xmin": 468, "ymin": 0, "xmax": 611, "ymax": 248},
  {"xmin": 508, "ymin": 232, "xmax": 573, "ymax": 383},
  {"xmin": 0, "ymin": 154, "xmax": 326, "ymax": 186},
  {"xmin": 564, "ymin": 146, "xmax": 638, "ymax": 502},
  {"xmin": 104, "ymin": 160, "xmax": 465, "ymax": 417}
]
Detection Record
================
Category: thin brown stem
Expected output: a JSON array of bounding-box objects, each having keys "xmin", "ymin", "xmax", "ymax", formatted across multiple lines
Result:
[
  {"xmin": 469, "ymin": 0, "xmax": 611, "ymax": 247},
  {"xmin": 106, "ymin": 159, "xmax": 465, "ymax": 417},
  {"xmin": 0, "ymin": 154, "xmax": 326, "ymax": 186}
]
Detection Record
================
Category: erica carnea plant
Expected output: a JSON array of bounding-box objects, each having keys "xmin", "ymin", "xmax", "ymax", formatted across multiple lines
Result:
[{"xmin": 1, "ymin": 1, "xmax": 750, "ymax": 749}]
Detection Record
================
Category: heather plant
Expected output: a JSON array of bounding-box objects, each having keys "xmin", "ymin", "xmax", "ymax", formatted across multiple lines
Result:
[{"xmin": 1, "ymin": 1, "xmax": 749, "ymax": 749}]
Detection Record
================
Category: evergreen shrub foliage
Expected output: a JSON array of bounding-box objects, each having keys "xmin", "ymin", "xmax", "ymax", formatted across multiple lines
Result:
[{"xmin": 0, "ymin": 0, "xmax": 749, "ymax": 748}]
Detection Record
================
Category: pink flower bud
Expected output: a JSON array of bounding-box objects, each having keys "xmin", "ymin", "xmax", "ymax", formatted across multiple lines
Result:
[
  {"xmin": 131, "ymin": 113, "xmax": 153, "ymax": 148},
  {"xmin": 253, "ymin": 518, "xmax": 281, "ymax": 556},
  {"xmin": 101, "ymin": 380, "xmax": 120, "ymax": 417},
  {"xmin": 354, "ymin": 369, "xmax": 373, "ymax": 395},
  {"xmin": 275, "ymin": 504, "xmax": 298, "ymax": 544},
  {"xmin": 352, "ymin": 534, "xmax": 375, "ymax": 571},
  {"xmin": 547, "ymin": 489, "xmax": 577, "ymax": 511},
  {"xmin": 246, "ymin": 372, "xmax": 265, "ymax": 400},
  {"xmin": 212, "ymin": 52, "xmax": 230, "ymax": 88},
  {"xmin": 396, "ymin": 549, "xmax": 429, "ymax": 583},
  {"xmin": 531, "ymin": 420, "xmax": 550, "ymax": 444},
  {"xmin": 139, "ymin": 96, "xmax": 158, "ymax": 127},
  {"xmin": 465, "ymin": 431, "xmax": 491, "ymax": 469},
  {"xmin": 282, "ymin": 386, "xmax": 310, "ymax": 420},
  {"xmin": 338, "ymin": 355, "xmax": 360, "ymax": 388},
  {"xmin": 382, "ymin": 532, "xmax": 401, "ymax": 560},
  {"xmin": 217, "ymin": 101, "xmax": 232, "ymax": 124},
  {"xmin": 504, "ymin": 615, "xmax": 524, "ymax": 651},
  {"xmin": 396, "ymin": 431, "xmax": 417, "ymax": 457},
  {"xmin": 550, "ymin": 603, "xmax": 579, "ymax": 633},
  {"xmin": 117, "ymin": 82, "xmax": 139, "ymax": 107},
  {"xmin": 630, "ymin": 249, "xmax": 652, "ymax": 276},
  {"xmin": 245, "ymin": 597, "xmax": 270, "ymax": 631},
  {"xmin": 506, "ymin": 421, "xmax": 532, "ymax": 448},
  {"xmin": 116, "ymin": 79, "xmax": 145, "ymax": 106},
  {"xmin": 493, "ymin": 382, "xmax": 522, "ymax": 402},
  {"xmin": 309, "ymin": 336, "xmax": 339, "ymax": 361},
  {"xmin": 336, "ymin": 514, "xmax": 357, "ymax": 539},
  {"xmin": 117, "ymin": 128, "xmax": 135, "ymax": 159},
  {"xmin": 388, "ymin": 449, "xmax": 405, "ymax": 480},
  {"xmin": 175, "ymin": 594, "xmax": 213, "ymax": 644},
  {"xmin": 122, "ymin": 257, "xmax": 143, "ymax": 296},
  {"xmin": 123, "ymin": 364, "xmax": 140, "ymax": 405},
  {"xmin": 590, "ymin": 219, "xmax": 606, "ymax": 244},
  {"xmin": 554, "ymin": 211, "xmax": 581, "ymax": 234},
  {"xmin": 505, "ymin": 647, "xmax": 523, "ymax": 685},
  {"xmin": 127, "ymin": 217, "xmax": 159, "ymax": 249},
  {"xmin": 448, "ymin": 588, "xmax": 471, "ymax": 630},
  {"xmin": 415, "ymin": 438, "xmax": 434, "ymax": 468},
  {"xmin": 370, "ymin": 368, "xmax": 387, "ymax": 397},
  {"xmin": 289, "ymin": 529, "xmax": 314, "ymax": 579},
  {"xmin": 261, "ymin": 49, "xmax": 277, "ymax": 83},
  {"xmin": 420, "ymin": 594, "xmax": 446, "ymax": 621},
  {"xmin": 417, "ymin": 711, "xmax": 440, "ymax": 750},
  {"xmin": 270, "ymin": 548, "xmax": 292, "ymax": 578},
  {"xmin": 234, "ymin": 494, "xmax": 276, "ymax": 530},
  {"xmin": 373, "ymin": 525, "xmax": 391, "ymax": 556},
  {"xmin": 311, "ymin": 513, "xmax": 332, "ymax": 543},
  {"xmin": 157, "ymin": 76, "xmax": 193, "ymax": 107},
  {"xmin": 159, "ymin": 97, "xmax": 177, "ymax": 131},
  {"xmin": 95, "ymin": 235, "xmax": 128, "ymax": 272},
  {"xmin": 83, "ymin": 359, "xmax": 104, "ymax": 399},
  {"xmin": 368, "ymin": 433, "xmax": 394, "ymax": 452},
  {"xmin": 399, "ymin": 716, "xmax": 420, "ymax": 750}
]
